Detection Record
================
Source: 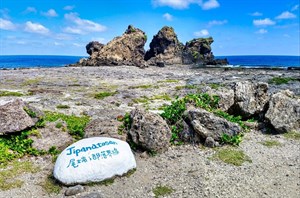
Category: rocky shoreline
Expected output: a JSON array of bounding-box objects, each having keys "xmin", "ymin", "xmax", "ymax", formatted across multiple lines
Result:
[{"xmin": 0, "ymin": 65, "xmax": 299, "ymax": 198}]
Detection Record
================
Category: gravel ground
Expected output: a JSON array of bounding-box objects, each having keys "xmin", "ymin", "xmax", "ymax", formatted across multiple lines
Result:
[{"xmin": 0, "ymin": 65, "xmax": 299, "ymax": 198}]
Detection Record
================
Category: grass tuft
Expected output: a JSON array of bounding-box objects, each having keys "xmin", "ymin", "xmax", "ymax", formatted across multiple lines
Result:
[
  {"xmin": 0, "ymin": 91, "xmax": 24, "ymax": 97},
  {"xmin": 39, "ymin": 175, "xmax": 62, "ymax": 194},
  {"xmin": 259, "ymin": 140, "xmax": 282, "ymax": 147},
  {"xmin": 94, "ymin": 91, "xmax": 116, "ymax": 99},
  {"xmin": 56, "ymin": 104, "xmax": 70, "ymax": 109},
  {"xmin": 213, "ymin": 148, "xmax": 252, "ymax": 166},
  {"xmin": 153, "ymin": 185, "xmax": 174, "ymax": 198},
  {"xmin": 268, "ymin": 77, "xmax": 297, "ymax": 85},
  {"xmin": 283, "ymin": 131, "xmax": 300, "ymax": 140}
]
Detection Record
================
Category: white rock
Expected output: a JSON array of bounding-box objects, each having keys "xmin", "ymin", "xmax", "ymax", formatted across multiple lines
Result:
[{"xmin": 53, "ymin": 137, "xmax": 136, "ymax": 185}]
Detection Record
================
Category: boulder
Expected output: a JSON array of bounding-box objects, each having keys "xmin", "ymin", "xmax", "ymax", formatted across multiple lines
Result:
[
  {"xmin": 81, "ymin": 25, "xmax": 147, "ymax": 67},
  {"xmin": 86, "ymin": 41, "xmax": 104, "ymax": 56},
  {"xmin": 186, "ymin": 108, "xmax": 241, "ymax": 141},
  {"xmin": 53, "ymin": 137, "xmax": 136, "ymax": 185},
  {"xmin": 84, "ymin": 118, "xmax": 126, "ymax": 141},
  {"xmin": 145, "ymin": 26, "xmax": 183, "ymax": 65},
  {"xmin": 228, "ymin": 81, "xmax": 269, "ymax": 119},
  {"xmin": 265, "ymin": 90, "xmax": 300, "ymax": 133},
  {"xmin": 207, "ymin": 87, "xmax": 235, "ymax": 112},
  {"xmin": 0, "ymin": 99, "xmax": 41, "ymax": 134},
  {"xmin": 128, "ymin": 108, "xmax": 171, "ymax": 152}
]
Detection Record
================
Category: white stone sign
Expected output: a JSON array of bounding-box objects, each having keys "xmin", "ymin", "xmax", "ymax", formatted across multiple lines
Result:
[{"xmin": 53, "ymin": 137, "xmax": 136, "ymax": 185}]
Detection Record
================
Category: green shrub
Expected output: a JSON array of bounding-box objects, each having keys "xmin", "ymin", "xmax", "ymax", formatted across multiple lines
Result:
[{"xmin": 221, "ymin": 133, "xmax": 243, "ymax": 146}]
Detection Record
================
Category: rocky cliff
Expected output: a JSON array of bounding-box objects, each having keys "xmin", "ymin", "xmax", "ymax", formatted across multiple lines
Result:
[{"xmin": 73, "ymin": 25, "xmax": 228, "ymax": 67}]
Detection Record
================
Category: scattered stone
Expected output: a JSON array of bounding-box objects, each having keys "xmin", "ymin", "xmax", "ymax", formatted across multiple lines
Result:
[
  {"xmin": 0, "ymin": 99, "xmax": 40, "ymax": 134},
  {"xmin": 265, "ymin": 90, "xmax": 300, "ymax": 133},
  {"xmin": 84, "ymin": 118, "xmax": 126, "ymax": 141},
  {"xmin": 204, "ymin": 137, "xmax": 215, "ymax": 148},
  {"xmin": 186, "ymin": 108, "xmax": 241, "ymax": 141},
  {"xmin": 229, "ymin": 81, "xmax": 269, "ymax": 118},
  {"xmin": 129, "ymin": 108, "xmax": 171, "ymax": 152},
  {"xmin": 80, "ymin": 193, "xmax": 103, "ymax": 198},
  {"xmin": 53, "ymin": 137, "xmax": 136, "ymax": 185},
  {"xmin": 65, "ymin": 185, "xmax": 85, "ymax": 196}
]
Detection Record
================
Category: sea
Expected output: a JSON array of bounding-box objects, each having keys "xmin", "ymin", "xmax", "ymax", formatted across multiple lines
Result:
[{"xmin": 0, "ymin": 55, "xmax": 299, "ymax": 69}]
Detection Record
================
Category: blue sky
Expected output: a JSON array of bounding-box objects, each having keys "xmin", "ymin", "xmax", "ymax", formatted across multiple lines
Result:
[{"xmin": 0, "ymin": 0, "xmax": 299, "ymax": 56}]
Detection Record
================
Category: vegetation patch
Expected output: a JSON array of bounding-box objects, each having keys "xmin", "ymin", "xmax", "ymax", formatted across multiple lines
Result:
[
  {"xmin": 94, "ymin": 91, "xmax": 117, "ymax": 99},
  {"xmin": 40, "ymin": 175, "xmax": 62, "ymax": 194},
  {"xmin": 213, "ymin": 148, "xmax": 252, "ymax": 166},
  {"xmin": 283, "ymin": 131, "xmax": 300, "ymax": 140},
  {"xmin": 0, "ymin": 160, "xmax": 40, "ymax": 190},
  {"xmin": 87, "ymin": 178, "xmax": 115, "ymax": 186},
  {"xmin": 118, "ymin": 113, "xmax": 132, "ymax": 135},
  {"xmin": 175, "ymin": 84, "xmax": 197, "ymax": 90},
  {"xmin": 129, "ymin": 84, "xmax": 153, "ymax": 89},
  {"xmin": 208, "ymin": 83, "xmax": 223, "ymax": 90},
  {"xmin": 268, "ymin": 77, "xmax": 297, "ymax": 85},
  {"xmin": 133, "ymin": 94, "xmax": 172, "ymax": 104},
  {"xmin": 259, "ymin": 140, "xmax": 282, "ymax": 147},
  {"xmin": 221, "ymin": 133, "xmax": 243, "ymax": 146},
  {"xmin": 56, "ymin": 104, "xmax": 70, "ymax": 109},
  {"xmin": 152, "ymin": 185, "xmax": 174, "ymax": 198},
  {"xmin": 157, "ymin": 79, "xmax": 179, "ymax": 83},
  {"xmin": 44, "ymin": 111, "xmax": 90, "ymax": 139},
  {"xmin": 0, "ymin": 90, "xmax": 24, "ymax": 97},
  {"xmin": 22, "ymin": 78, "xmax": 42, "ymax": 86}
]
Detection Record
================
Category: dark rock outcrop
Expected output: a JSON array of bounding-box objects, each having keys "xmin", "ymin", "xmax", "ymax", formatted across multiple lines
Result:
[
  {"xmin": 79, "ymin": 25, "xmax": 147, "ymax": 67},
  {"xmin": 86, "ymin": 41, "xmax": 104, "ymax": 56},
  {"xmin": 145, "ymin": 26, "xmax": 183, "ymax": 65},
  {"xmin": 265, "ymin": 90, "xmax": 300, "ymax": 133},
  {"xmin": 186, "ymin": 108, "xmax": 241, "ymax": 142},
  {"xmin": 228, "ymin": 81, "xmax": 269, "ymax": 119},
  {"xmin": 0, "ymin": 99, "xmax": 41, "ymax": 134},
  {"xmin": 128, "ymin": 108, "xmax": 171, "ymax": 152}
]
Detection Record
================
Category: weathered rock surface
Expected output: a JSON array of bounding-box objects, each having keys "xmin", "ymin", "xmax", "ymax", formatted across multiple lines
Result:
[
  {"xmin": 30, "ymin": 121, "xmax": 74, "ymax": 151},
  {"xmin": 129, "ymin": 108, "xmax": 171, "ymax": 152},
  {"xmin": 0, "ymin": 99, "xmax": 40, "ymax": 134},
  {"xmin": 145, "ymin": 26, "xmax": 183, "ymax": 65},
  {"xmin": 265, "ymin": 90, "xmax": 300, "ymax": 133},
  {"xmin": 84, "ymin": 118, "xmax": 125, "ymax": 141},
  {"xmin": 229, "ymin": 81, "xmax": 269, "ymax": 118},
  {"xmin": 54, "ymin": 137, "xmax": 136, "ymax": 185},
  {"xmin": 86, "ymin": 41, "xmax": 104, "ymax": 56},
  {"xmin": 207, "ymin": 87, "xmax": 235, "ymax": 112},
  {"xmin": 79, "ymin": 25, "xmax": 147, "ymax": 67},
  {"xmin": 186, "ymin": 108, "xmax": 241, "ymax": 141}
]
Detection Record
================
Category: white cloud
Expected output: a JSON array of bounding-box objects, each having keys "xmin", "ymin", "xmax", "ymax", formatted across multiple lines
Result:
[
  {"xmin": 54, "ymin": 42, "xmax": 64, "ymax": 46},
  {"xmin": 0, "ymin": 18, "xmax": 16, "ymax": 30},
  {"xmin": 276, "ymin": 11, "xmax": 296, "ymax": 19},
  {"xmin": 152, "ymin": 0, "xmax": 220, "ymax": 10},
  {"xmin": 73, "ymin": 43, "xmax": 84, "ymax": 47},
  {"xmin": 250, "ymin": 12, "xmax": 263, "ymax": 16},
  {"xmin": 194, "ymin": 29, "xmax": 209, "ymax": 37},
  {"xmin": 23, "ymin": 7, "xmax": 37, "ymax": 14},
  {"xmin": 64, "ymin": 12, "xmax": 107, "ymax": 34},
  {"xmin": 41, "ymin": 9, "xmax": 58, "ymax": 17},
  {"xmin": 253, "ymin": 18, "xmax": 276, "ymax": 26},
  {"xmin": 291, "ymin": 5, "xmax": 299, "ymax": 11},
  {"xmin": 201, "ymin": 0, "xmax": 220, "ymax": 10},
  {"xmin": 24, "ymin": 21, "xmax": 50, "ymax": 35},
  {"xmin": 64, "ymin": 5, "xmax": 75, "ymax": 11},
  {"xmin": 208, "ymin": 20, "xmax": 227, "ymax": 27},
  {"xmin": 163, "ymin": 13, "xmax": 173, "ymax": 21},
  {"xmin": 255, "ymin": 29, "xmax": 268, "ymax": 34}
]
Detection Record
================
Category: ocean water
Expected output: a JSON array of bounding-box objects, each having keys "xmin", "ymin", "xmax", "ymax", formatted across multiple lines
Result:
[
  {"xmin": 0, "ymin": 55, "xmax": 84, "ymax": 69},
  {"xmin": 0, "ymin": 55, "xmax": 299, "ymax": 69},
  {"xmin": 216, "ymin": 55, "xmax": 300, "ymax": 68}
]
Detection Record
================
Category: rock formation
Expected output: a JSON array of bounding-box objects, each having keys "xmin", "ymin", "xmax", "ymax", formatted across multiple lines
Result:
[
  {"xmin": 145, "ymin": 26, "xmax": 184, "ymax": 65},
  {"xmin": 79, "ymin": 25, "xmax": 147, "ymax": 67},
  {"xmin": 128, "ymin": 108, "xmax": 171, "ymax": 152},
  {"xmin": 0, "ymin": 99, "xmax": 42, "ymax": 134},
  {"xmin": 73, "ymin": 25, "xmax": 228, "ymax": 67},
  {"xmin": 265, "ymin": 90, "xmax": 300, "ymax": 133}
]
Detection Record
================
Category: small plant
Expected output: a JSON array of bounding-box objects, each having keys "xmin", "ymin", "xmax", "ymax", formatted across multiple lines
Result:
[
  {"xmin": 94, "ymin": 91, "xmax": 116, "ymax": 99},
  {"xmin": 283, "ymin": 131, "xmax": 300, "ymax": 140},
  {"xmin": 213, "ymin": 148, "xmax": 252, "ymax": 166},
  {"xmin": 0, "ymin": 91, "xmax": 24, "ymax": 97},
  {"xmin": 44, "ymin": 111, "xmax": 90, "ymax": 139},
  {"xmin": 129, "ymin": 84, "xmax": 153, "ymax": 89},
  {"xmin": 23, "ymin": 107, "xmax": 37, "ymax": 118},
  {"xmin": 259, "ymin": 140, "xmax": 282, "ymax": 147},
  {"xmin": 144, "ymin": 34, "xmax": 148, "ymax": 41},
  {"xmin": 157, "ymin": 79, "xmax": 179, "ymax": 83},
  {"xmin": 221, "ymin": 133, "xmax": 243, "ymax": 146},
  {"xmin": 175, "ymin": 84, "xmax": 197, "ymax": 90},
  {"xmin": 268, "ymin": 77, "xmax": 297, "ymax": 85},
  {"xmin": 118, "ymin": 113, "xmax": 132, "ymax": 135},
  {"xmin": 55, "ymin": 122, "xmax": 63, "ymax": 128},
  {"xmin": 40, "ymin": 175, "xmax": 62, "ymax": 194},
  {"xmin": 152, "ymin": 185, "xmax": 174, "ymax": 198},
  {"xmin": 0, "ymin": 160, "xmax": 40, "ymax": 190},
  {"xmin": 56, "ymin": 104, "xmax": 70, "ymax": 109}
]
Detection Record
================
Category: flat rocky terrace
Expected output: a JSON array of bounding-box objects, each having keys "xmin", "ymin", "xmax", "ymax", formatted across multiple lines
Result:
[{"xmin": 0, "ymin": 65, "xmax": 299, "ymax": 198}]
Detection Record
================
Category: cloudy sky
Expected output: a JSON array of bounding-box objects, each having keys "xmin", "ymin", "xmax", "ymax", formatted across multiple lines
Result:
[{"xmin": 0, "ymin": 0, "xmax": 299, "ymax": 56}]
